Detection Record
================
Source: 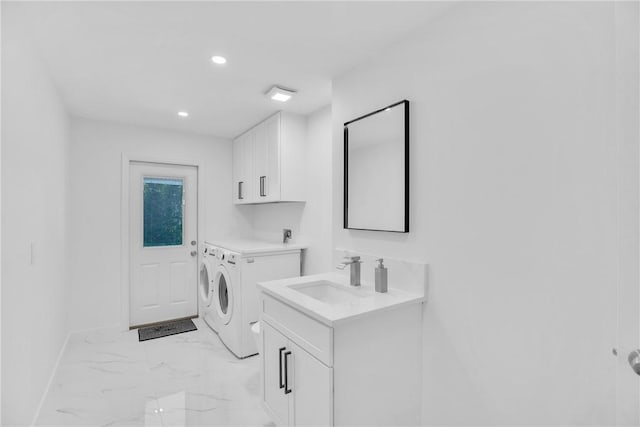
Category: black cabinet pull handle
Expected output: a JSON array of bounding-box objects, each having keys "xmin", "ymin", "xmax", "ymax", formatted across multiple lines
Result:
[
  {"xmin": 260, "ymin": 176, "xmax": 266, "ymax": 197},
  {"xmin": 284, "ymin": 350, "xmax": 292, "ymax": 394},
  {"xmin": 278, "ymin": 347, "xmax": 286, "ymax": 389},
  {"xmin": 238, "ymin": 181, "xmax": 244, "ymax": 200}
]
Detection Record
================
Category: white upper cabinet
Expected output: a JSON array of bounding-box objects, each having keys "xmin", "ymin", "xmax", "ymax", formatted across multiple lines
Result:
[
  {"xmin": 232, "ymin": 131, "xmax": 254, "ymax": 204},
  {"xmin": 232, "ymin": 112, "xmax": 306, "ymax": 204},
  {"xmin": 253, "ymin": 114, "xmax": 281, "ymax": 202}
]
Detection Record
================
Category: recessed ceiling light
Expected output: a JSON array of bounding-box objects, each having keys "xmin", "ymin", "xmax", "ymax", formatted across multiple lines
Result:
[
  {"xmin": 177, "ymin": 111, "xmax": 189, "ymax": 117},
  {"xmin": 266, "ymin": 86, "xmax": 296, "ymax": 102},
  {"xmin": 211, "ymin": 55, "xmax": 227, "ymax": 65}
]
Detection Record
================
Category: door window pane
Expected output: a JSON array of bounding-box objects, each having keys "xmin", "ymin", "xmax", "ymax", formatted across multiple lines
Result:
[{"xmin": 143, "ymin": 177, "xmax": 184, "ymax": 247}]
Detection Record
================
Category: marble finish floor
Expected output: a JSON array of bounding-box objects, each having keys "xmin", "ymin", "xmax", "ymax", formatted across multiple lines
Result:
[{"xmin": 35, "ymin": 318, "xmax": 273, "ymax": 427}]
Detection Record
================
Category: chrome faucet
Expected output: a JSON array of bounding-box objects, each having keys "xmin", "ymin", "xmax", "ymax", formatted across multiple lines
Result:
[{"xmin": 336, "ymin": 255, "xmax": 362, "ymax": 286}]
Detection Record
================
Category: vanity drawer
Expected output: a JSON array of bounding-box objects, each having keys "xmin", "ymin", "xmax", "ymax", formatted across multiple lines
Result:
[{"xmin": 261, "ymin": 294, "xmax": 333, "ymax": 366}]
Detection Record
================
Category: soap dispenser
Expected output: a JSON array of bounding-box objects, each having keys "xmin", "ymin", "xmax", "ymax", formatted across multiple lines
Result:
[{"xmin": 375, "ymin": 258, "xmax": 388, "ymax": 293}]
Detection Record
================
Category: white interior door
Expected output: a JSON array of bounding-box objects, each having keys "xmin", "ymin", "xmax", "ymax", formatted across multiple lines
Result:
[
  {"xmin": 129, "ymin": 162, "xmax": 198, "ymax": 327},
  {"xmin": 615, "ymin": 2, "xmax": 640, "ymax": 425}
]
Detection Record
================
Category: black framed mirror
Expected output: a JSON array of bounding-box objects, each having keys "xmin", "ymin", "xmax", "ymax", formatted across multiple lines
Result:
[{"xmin": 344, "ymin": 100, "xmax": 409, "ymax": 233}]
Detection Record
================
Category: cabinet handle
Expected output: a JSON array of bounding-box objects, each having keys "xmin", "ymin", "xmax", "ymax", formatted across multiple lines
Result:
[
  {"xmin": 238, "ymin": 181, "xmax": 244, "ymax": 200},
  {"xmin": 260, "ymin": 176, "xmax": 266, "ymax": 197},
  {"xmin": 279, "ymin": 347, "xmax": 286, "ymax": 389},
  {"xmin": 284, "ymin": 350, "xmax": 292, "ymax": 394}
]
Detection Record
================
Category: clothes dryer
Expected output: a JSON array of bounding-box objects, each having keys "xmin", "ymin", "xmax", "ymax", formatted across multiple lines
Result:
[{"xmin": 208, "ymin": 240, "xmax": 304, "ymax": 358}]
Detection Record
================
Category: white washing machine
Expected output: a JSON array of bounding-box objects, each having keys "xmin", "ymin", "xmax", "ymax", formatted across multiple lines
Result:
[
  {"xmin": 199, "ymin": 243, "xmax": 219, "ymax": 332},
  {"xmin": 207, "ymin": 239, "xmax": 304, "ymax": 358}
]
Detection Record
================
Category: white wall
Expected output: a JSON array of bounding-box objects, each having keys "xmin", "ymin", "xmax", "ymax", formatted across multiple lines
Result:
[
  {"xmin": 1, "ymin": 34, "xmax": 71, "ymax": 426},
  {"xmin": 332, "ymin": 2, "xmax": 625, "ymax": 425},
  {"xmin": 68, "ymin": 118, "xmax": 247, "ymax": 330},
  {"xmin": 248, "ymin": 105, "xmax": 333, "ymax": 275},
  {"xmin": 1, "ymin": 3, "xmax": 4, "ymax": 423},
  {"xmin": 300, "ymin": 106, "xmax": 333, "ymax": 274}
]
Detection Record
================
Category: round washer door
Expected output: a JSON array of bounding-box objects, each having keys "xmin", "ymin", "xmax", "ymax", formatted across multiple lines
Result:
[
  {"xmin": 199, "ymin": 261, "xmax": 214, "ymax": 307},
  {"xmin": 214, "ymin": 264, "xmax": 233, "ymax": 325}
]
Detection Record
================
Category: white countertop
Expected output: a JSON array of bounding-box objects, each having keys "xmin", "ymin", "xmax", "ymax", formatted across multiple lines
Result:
[
  {"xmin": 257, "ymin": 272, "xmax": 425, "ymax": 326},
  {"xmin": 206, "ymin": 238, "xmax": 307, "ymax": 255}
]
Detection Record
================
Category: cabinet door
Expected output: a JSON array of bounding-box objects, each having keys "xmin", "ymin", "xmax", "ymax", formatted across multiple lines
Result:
[
  {"xmin": 242, "ymin": 131, "xmax": 255, "ymax": 202},
  {"xmin": 290, "ymin": 341, "xmax": 333, "ymax": 427},
  {"xmin": 254, "ymin": 114, "xmax": 281, "ymax": 202},
  {"xmin": 233, "ymin": 132, "xmax": 254, "ymax": 204},
  {"xmin": 263, "ymin": 321, "xmax": 290, "ymax": 426},
  {"xmin": 253, "ymin": 122, "xmax": 267, "ymax": 201},
  {"xmin": 232, "ymin": 135, "xmax": 244, "ymax": 204}
]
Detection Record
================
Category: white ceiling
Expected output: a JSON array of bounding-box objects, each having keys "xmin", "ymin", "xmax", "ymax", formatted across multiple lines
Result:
[{"xmin": 6, "ymin": 1, "xmax": 453, "ymax": 138}]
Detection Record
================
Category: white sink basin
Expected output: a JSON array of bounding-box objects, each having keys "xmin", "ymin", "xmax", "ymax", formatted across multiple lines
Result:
[{"xmin": 289, "ymin": 280, "xmax": 368, "ymax": 304}]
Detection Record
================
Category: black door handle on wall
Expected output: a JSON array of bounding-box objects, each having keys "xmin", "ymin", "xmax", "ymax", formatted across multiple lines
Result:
[
  {"xmin": 284, "ymin": 350, "xmax": 292, "ymax": 394},
  {"xmin": 279, "ymin": 347, "xmax": 286, "ymax": 389},
  {"xmin": 260, "ymin": 176, "xmax": 266, "ymax": 197}
]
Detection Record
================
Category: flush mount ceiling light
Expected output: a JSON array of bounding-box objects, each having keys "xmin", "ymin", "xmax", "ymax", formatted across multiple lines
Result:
[
  {"xmin": 177, "ymin": 111, "xmax": 189, "ymax": 117},
  {"xmin": 266, "ymin": 86, "xmax": 296, "ymax": 102},
  {"xmin": 211, "ymin": 55, "xmax": 227, "ymax": 65}
]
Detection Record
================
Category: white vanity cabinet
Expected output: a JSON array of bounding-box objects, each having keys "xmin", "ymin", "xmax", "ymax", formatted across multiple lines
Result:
[
  {"xmin": 232, "ymin": 111, "xmax": 306, "ymax": 204},
  {"xmin": 260, "ymin": 292, "xmax": 423, "ymax": 427},
  {"xmin": 262, "ymin": 321, "xmax": 333, "ymax": 427}
]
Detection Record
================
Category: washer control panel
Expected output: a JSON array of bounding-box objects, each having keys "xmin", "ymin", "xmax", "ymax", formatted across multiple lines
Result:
[
  {"xmin": 205, "ymin": 245, "xmax": 239, "ymax": 264},
  {"xmin": 204, "ymin": 246, "xmax": 218, "ymax": 257}
]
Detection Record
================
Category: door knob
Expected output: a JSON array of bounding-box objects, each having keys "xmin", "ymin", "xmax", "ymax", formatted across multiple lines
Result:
[
  {"xmin": 190, "ymin": 250, "xmax": 197, "ymax": 257},
  {"xmin": 629, "ymin": 350, "xmax": 640, "ymax": 376}
]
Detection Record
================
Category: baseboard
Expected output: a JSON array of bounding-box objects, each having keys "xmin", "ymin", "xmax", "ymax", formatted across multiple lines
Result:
[
  {"xmin": 29, "ymin": 320, "xmax": 166, "ymax": 425},
  {"xmin": 31, "ymin": 331, "xmax": 71, "ymax": 426},
  {"xmin": 68, "ymin": 322, "xmax": 121, "ymax": 336}
]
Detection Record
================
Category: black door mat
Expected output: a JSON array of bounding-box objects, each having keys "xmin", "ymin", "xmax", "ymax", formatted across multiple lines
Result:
[{"xmin": 138, "ymin": 319, "xmax": 197, "ymax": 342}]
